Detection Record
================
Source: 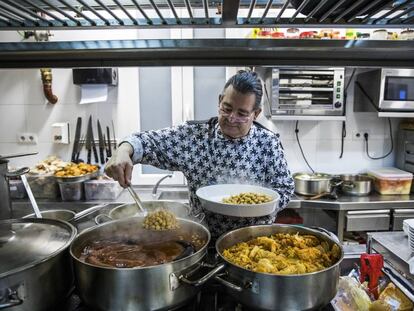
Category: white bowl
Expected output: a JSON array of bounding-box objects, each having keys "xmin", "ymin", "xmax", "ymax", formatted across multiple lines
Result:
[
  {"xmin": 196, "ymin": 184, "xmax": 280, "ymax": 217},
  {"xmin": 404, "ymin": 219, "xmax": 414, "ymax": 229}
]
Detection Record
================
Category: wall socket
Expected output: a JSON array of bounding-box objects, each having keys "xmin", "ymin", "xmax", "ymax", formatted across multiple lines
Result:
[{"xmin": 18, "ymin": 133, "xmax": 38, "ymax": 144}]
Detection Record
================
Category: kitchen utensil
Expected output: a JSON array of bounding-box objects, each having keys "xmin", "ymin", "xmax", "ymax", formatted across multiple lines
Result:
[
  {"xmin": 94, "ymin": 201, "xmax": 205, "ymax": 226},
  {"xmin": 111, "ymin": 120, "xmax": 116, "ymax": 150},
  {"xmin": 196, "ymin": 184, "xmax": 279, "ymax": 217},
  {"xmin": 70, "ymin": 216, "xmax": 209, "ymax": 311},
  {"xmin": 85, "ymin": 117, "xmax": 92, "ymax": 164},
  {"xmin": 90, "ymin": 117, "xmax": 99, "ymax": 163},
  {"xmin": 127, "ymin": 186, "xmax": 147, "ymax": 216},
  {"xmin": 76, "ymin": 134, "xmax": 84, "ymax": 163},
  {"xmin": 71, "ymin": 117, "xmax": 82, "ymax": 162},
  {"xmin": 340, "ymin": 174, "xmax": 373, "ymax": 196},
  {"xmin": 97, "ymin": 119, "xmax": 105, "ymax": 165},
  {"xmin": 24, "ymin": 203, "xmax": 108, "ymax": 223},
  {"xmin": 106, "ymin": 126, "xmax": 112, "ymax": 157},
  {"xmin": 359, "ymin": 253, "xmax": 384, "ymax": 299},
  {"xmin": 0, "ymin": 218, "xmax": 77, "ymax": 311},
  {"xmin": 206, "ymin": 224, "xmax": 343, "ymax": 311},
  {"xmin": 20, "ymin": 174, "xmax": 42, "ymax": 218},
  {"xmin": 293, "ymin": 172, "xmax": 342, "ymax": 196}
]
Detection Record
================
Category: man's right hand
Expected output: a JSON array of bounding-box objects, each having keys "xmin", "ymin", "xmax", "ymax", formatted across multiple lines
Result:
[{"xmin": 104, "ymin": 143, "xmax": 134, "ymax": 188}]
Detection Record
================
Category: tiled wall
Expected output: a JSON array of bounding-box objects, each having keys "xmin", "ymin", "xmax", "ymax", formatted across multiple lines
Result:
[{"xmin": 0, "ymin": 30, "xmax": 399, "ymax": 181}]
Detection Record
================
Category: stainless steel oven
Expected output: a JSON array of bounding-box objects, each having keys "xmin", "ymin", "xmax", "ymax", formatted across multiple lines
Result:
[
  {"xmin": 355, "ymin": 68, "xmax": 414, "ymax": 112},
  {"xmin": 262, "ymin": 67, "xmax": 345, "ymax": 117}
]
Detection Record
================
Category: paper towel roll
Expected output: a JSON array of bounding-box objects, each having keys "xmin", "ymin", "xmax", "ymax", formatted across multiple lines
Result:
[{"xmin": 79, "ymin": 84, "xmax": 108, "ymax": 104}]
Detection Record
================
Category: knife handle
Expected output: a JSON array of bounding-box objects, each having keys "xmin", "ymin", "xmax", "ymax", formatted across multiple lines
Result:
[
  {"xmin": 87, "ymin": 150, "xmax": 91, "ymax": 164},
  {"xmin": 99, "ymin": 148, "xmax": 105, "ymax": 165}
]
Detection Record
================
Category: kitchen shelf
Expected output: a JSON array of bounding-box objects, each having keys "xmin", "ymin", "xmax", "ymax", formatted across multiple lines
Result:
[
  {"xmin": 0, "ymin": 0, "xmax": 412, "ymax": 30},
  {"xmin": 270, "ymin": 115, "xmax": 346, "ymax": 121},
  {"xmin": 279, "ymin": 87, "xmax": 334, "ymax": 92},
  {"xmin": 0, "ymin": 39, "xmax": 413, "ymax": 68},
  {"xmin": 378, "ymin": 111, "xmax": 414, "ymax": 118}
]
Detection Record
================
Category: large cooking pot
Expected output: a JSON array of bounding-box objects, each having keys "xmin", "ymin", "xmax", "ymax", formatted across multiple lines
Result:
[
  {"xmin": 340, "ymin": 174, "xmax": 373, "ymax": 196},
  {"xmin": 0, "ymin": 218, "xmax": 77, "ymax": 310},
  {"xmin": 70, "ymin": 216, "xmax": 210, "ymax": 311},
  {"xmin": 189, "ymin": 225, "xmax": 343, "ymax": 311},
  {"xmin": 293, "ymin": 172, "xmax": 341, "ymax": 196}
]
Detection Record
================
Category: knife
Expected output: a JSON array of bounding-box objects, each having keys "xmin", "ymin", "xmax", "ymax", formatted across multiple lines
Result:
[
  {"xmin": 71, "ymin": 117, "xmax": 82, "ymax": 162},
  {"xmin": 88, "ymin": 116, "xmax": 99, "ymax": 164},
  {"xmin": 106, "ymin": 126, "xmax": 112, "ymax": 158},
  {"xmin": 111, "ymin": 120, "xmax": 116, "ymax": 150},
  {"xmin": 85, "ymin": 117, "xmax": 92, "ymax": 164},
  {"xmin": 97, "ymin": 119, "xmax": 105, "ymax": 165}
]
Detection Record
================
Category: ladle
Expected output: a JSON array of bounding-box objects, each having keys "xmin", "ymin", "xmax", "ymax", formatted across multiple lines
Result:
[
  {"xmin": 127, "ymin": 186, "xmax": 147, "ymax": 216},
  {"xmin": 20, "ymin": 174, "xmax": 42, "ymax": 218}
]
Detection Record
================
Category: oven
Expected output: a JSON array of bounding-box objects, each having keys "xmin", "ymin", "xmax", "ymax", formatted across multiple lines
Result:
[{"xmin": 260, "ymin": 67, "xmax": 345, "ymax": 117}]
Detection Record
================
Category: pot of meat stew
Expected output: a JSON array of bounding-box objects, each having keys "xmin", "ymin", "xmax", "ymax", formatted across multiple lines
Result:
[
  {"xmin": 70, "ymin": 216, "xmax": 210, "ymax": 311},
  {"xmin": 211, "ymin": 225, "xmax": 343, "ymax": 311}
]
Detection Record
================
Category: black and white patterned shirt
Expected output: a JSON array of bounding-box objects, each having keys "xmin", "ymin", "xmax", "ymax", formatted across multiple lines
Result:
[{"xmin": 123, "ymin": 117, "xmax": 294, "ymax": 240}]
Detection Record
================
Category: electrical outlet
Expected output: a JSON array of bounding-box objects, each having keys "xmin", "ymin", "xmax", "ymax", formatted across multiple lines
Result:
[
  {"xmin": 52, "ymin": 122, "xmax": 70, "ymax": 144},
  {"xmin": 353, "ymin": 128, "xmax": 371, "ymax": 140},
  {"xmin": 18, "ymin": 133, "xmax": 38, "ymax": 144}
]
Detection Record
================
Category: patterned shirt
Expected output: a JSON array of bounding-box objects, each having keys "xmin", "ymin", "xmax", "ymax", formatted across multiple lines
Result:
[{"xmin": 123, "ymin": 117, "xmax": 294, "ymax": 239}]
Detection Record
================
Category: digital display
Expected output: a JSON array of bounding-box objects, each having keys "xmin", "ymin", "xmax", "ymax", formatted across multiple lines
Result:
[{"xmin": 384, "ymin": 77, "xmax": 414, "ymax": 101}]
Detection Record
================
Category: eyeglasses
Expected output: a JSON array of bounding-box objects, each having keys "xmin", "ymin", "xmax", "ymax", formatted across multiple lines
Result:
[{"xmin": 219, "ymin": 105, "xmax": 255, "ymax": 123}]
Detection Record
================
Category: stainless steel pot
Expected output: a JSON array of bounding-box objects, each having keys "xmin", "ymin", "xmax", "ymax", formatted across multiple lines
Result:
[
  {"xmin": 293, "ymin": 172, "xmax": 341, "ymax": 196},
  {"xmin": 340, "ymin": 174, "xmax": 373, "ymax": 196},
  {"xmin": 70, "ymin": 216, "xmax": 210, "ymax": 311},
  {"xmin": 211, "ymin": 225, "xmax": 343, "ymax": 311},
  {"xmin": 0, "ymin": 218, "xmax": 77, "ymax": 310}
]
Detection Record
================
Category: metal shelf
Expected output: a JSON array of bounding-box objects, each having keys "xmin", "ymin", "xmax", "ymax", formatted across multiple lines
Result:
[
  {"xmin": 0, "ymin": 0, "xmax": 412, "ymax": 30},
  {"xmin": 270, "ymin": 115, "xmax": 346, "ymax": 121},
  {"xmin": 0, "ymin": 39, "xmax": 413, "ymax": 68},
  {"xmin": 378, "ymin": 111, "xmax": 414, "ymax": 118}
]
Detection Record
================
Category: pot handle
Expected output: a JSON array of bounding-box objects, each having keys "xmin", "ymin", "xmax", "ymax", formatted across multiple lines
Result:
[
  {"xmin": 341, "ymin": 182, "xmax": 355, "ymax": 190},
  {"xmin": 179, "ymin": 263, "xmax": 226, "ymax": 287},
  {"xmin": 94, "ymin": 214, "xmax": 112, "ymax": 225},
  {"xmin": 73, "ymin": 203, "xmax": 109, "ymax": 222},
  {"xmin": 214, "ymin": 274, "xmax": 243, "ymax": 292},
  {"xmin": 310, "ymin": 227, "xmax": 340, "ymax": 243},
  {"xmin": 193, "ymin": 212, "xmax": 205, "ymax": 224},
  {"xmin": 0, "ymin": 289, "xmax": 23, "ymax": 309}
]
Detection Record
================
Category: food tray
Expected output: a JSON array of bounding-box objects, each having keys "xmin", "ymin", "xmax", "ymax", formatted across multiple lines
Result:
[
  {"xmin": 54, "ymin": 169, "xmax": 99, "ymax": 183},
  {"xmin": 196, "ymin": 184, "xmax": 279, "ymax": 217}
]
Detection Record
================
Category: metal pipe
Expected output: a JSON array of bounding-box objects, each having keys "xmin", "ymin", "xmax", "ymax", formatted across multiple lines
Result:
[
  {"xmin": 275, "ymin": 0, "xmax": 290, "ymax": 22},
  {"xmin": 3, "ymin": 0, "xmax": 52, "ymax": 26},
  {"xmin": 318, "ymin": 0, "xmax": 347, "ymax": 22},
  {"xmin": 361, "ymin": 0, "xmax": 401, "ymax": 23},
  {"xmin": 20, "ymin": 0, "xmax": 66, "ymax": 26},
  {"xmin": 304, "ymin": 0, "xmax": 329, "ymax": 22},
  {"xmin": 0, "ymin": 10, "xmax": 24, "ymax": 25},
  {"xmin": 0, "ymin": 2, "xmax": 38, "ymax": 25},
  {"xmin": 112, "ymin": 0, "xmax": 138, "ymax": 25},
  {"xmin": 94, "ymin": 0, "xmax": 124, "ymax": 25},
  {"xmin": 333, "ymin": 0, "xmax": 366, "ymax": 23},
  {"xmin": 246, "ymin": 0, "xmax": 257, "ymax": 21},
  {"xmin": 40, "ymin": 68, "xmax": 58, "ymax": 104},
  {"xmin": 202, "ymin": 0, "xmax": 209, "ymax": 20},
  {"xmin": 165, "ymin": 0, "xmax": 181, "ymax": 23},
  {"xmin": 387, "ymin": 6, "xmax": 414, "ymax": 23},
  {"xmin": 58, "ymin": 0, "xmax": 96, "ymax": 25},
  {"xmin": 259, "ymin": 0, "xmax": 273, "ymax": 23},
  {"xmin": 39, "ymin": 0, "xmax": 81, "ymax": 25},
  {"xmin": 183, "ymin": 0, "xmax": 194, "ymax": 21},
  {"xmin": 148, "ymin": 0, "xmax": 167, "ymax": 24},
  {"xmin": 131, "ymin": 0, "xmax": 152, "ymax": 25},
  {"xmin": 76, "ymin": 0, "xmax": 110, "ymax": 25},
  {"xmin": 372, "ymin": 0, "xmax": 412, "ymax": 24},
  {"xmin": 347, "ymin": 0, "xmax": 385, "ymax": 22},
  {"xmin": 290, "ymin": 0, "xmax": 311, "ymax": 22}
]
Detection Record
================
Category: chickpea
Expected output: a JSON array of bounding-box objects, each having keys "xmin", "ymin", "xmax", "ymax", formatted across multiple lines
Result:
[
  {"xmin": 222, "ymin": 192, "xmax": 273, "ymax": 205},
  {"xmin": 143, "ymin": 209, "xmax": 179, "ymax": 231}
]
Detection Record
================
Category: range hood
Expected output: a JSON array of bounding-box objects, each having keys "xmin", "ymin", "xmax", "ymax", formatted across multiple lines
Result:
[{"xmin": 0, "ymin": 0, "xmax": 412, "ymax": 68}]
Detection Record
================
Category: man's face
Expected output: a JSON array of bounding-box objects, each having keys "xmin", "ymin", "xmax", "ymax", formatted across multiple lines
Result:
[{"xmin": 218, "ymin": 85, "xmax": 261, "ymax": 139}]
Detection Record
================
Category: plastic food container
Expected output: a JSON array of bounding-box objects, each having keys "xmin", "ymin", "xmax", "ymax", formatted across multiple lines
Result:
[
  {"xmin": 367, "ymin": 167, "xmax": 413, "ymax": 195},
  {"xmin": 27, "ymin": 173, "xmax": 60, "ymax": 199},
  {"xmin": 58, "ymin": 181, "xmax": 84, "ymax": 201},
  {"xmin": 9, "ymin": 179, "xmax": 27, "ymax": 199},
  {"xmin": 84, "ymin": 179, "xmax": 123, "ymax": 200}
]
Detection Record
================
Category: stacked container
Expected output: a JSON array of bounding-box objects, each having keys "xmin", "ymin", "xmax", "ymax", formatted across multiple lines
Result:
[{"xmin": 367, "ymin": 167, "xmax": 413, "ymax": 195}]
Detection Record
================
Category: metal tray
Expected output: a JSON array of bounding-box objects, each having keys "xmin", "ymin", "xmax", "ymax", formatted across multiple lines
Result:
[{"xmin": 54, "ymin": 169, "xmax": 99, "ymax": 183}]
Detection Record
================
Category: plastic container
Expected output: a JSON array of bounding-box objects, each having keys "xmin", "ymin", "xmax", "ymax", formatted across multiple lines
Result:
[
  {"xmin": 27, "ymin": 173, "xmax": 60, "ymax": 199},
  {"xmin": 367, "ymin": 167, "xmax": 413, "ymax": 195},
  {"xmin": 9, "ymin": 179, "xmax": 27, "ymax": 199},
  {"xmin": 58, "ymin": 181, "xmax": 84, "ymax": 201},
  {"xmin": 84, "ymin": 179, "xmax": 123, "ymax": 200}
]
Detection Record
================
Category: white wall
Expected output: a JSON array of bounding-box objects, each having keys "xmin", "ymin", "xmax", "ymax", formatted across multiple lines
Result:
[{"xmin": 0, "ymin": 28, "xmax": 400, "ymax": 180}]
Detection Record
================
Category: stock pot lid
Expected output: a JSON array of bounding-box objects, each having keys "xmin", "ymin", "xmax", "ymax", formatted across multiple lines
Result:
[
  {"xmin": 294, "ymin": 172, "xmax": 331, "ymax": 181},
  {"xmin": 0, "ymin": 218, "xmax": 76, "ymax": 278}
]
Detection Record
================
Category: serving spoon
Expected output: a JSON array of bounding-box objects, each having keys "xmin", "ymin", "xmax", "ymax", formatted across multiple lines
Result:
[{"xmin": 127, "ymin": 186, "xmax": 147, "ymax": 216}]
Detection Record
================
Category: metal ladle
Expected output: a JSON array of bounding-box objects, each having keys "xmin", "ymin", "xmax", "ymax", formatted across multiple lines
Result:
[{"xmin": 127, "ymin": 186, "xmax": 147, "ymax": 216}]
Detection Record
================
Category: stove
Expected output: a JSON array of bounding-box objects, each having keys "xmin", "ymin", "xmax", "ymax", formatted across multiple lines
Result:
[{"xmin": 61, "ymin": 282, "xmax": 335, "ymax": 311}]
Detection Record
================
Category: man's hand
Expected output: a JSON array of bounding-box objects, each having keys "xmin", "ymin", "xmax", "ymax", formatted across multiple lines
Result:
[{"xmin": 105, "ymin": 143, "xmax": 134, "ymax": 188}]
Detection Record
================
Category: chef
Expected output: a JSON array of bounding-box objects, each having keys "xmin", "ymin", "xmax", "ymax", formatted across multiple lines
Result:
[{"xmin": 105, "ymin": 70, "xmax": 295, "ymax": 239}]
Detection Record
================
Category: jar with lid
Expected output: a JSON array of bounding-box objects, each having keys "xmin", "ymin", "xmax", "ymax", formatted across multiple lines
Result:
[
  {"xmin": 286, "ymin": 28, "xmax": 299, "ymax": 39},
  {"xmin": 371, "ymin": 29, "xmax": 387, "ymax": 40},
  {"xmin": 400, "ymin": 29, "xmax": 414, "ymax": 40}
]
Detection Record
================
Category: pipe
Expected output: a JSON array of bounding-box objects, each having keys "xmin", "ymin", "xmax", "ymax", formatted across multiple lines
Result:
[{"xmin": 40, "ymin": 68, "xmax": 58, "ymax": 104}]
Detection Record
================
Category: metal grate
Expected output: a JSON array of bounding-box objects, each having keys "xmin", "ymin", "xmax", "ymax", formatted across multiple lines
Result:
[{"xmin": 0, "ymin": 0, "xmax": 412, "ymax": 29}]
